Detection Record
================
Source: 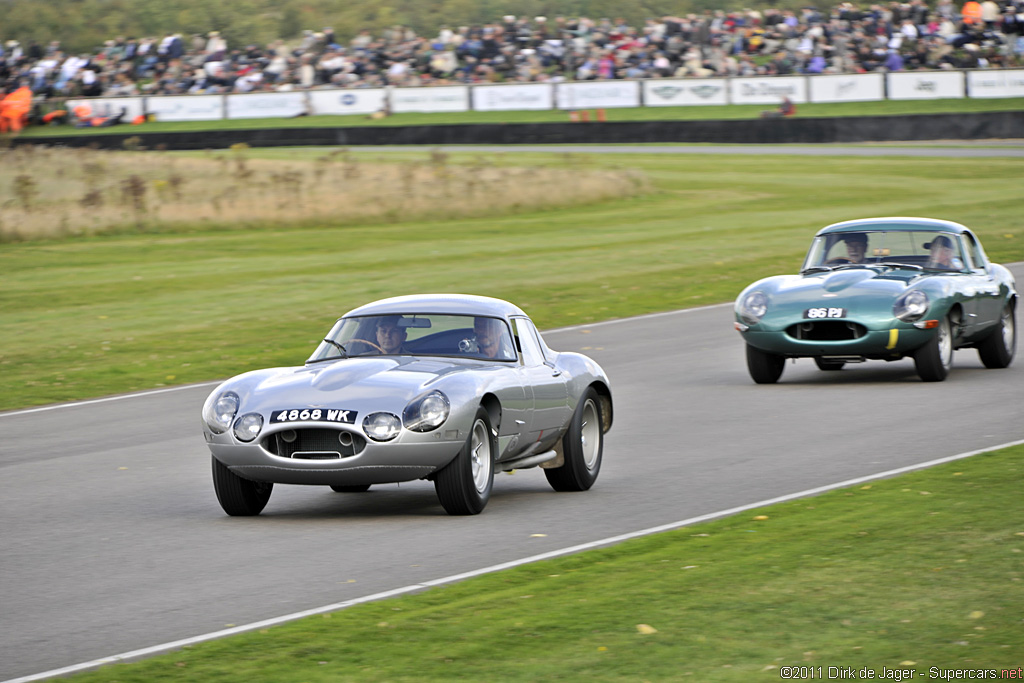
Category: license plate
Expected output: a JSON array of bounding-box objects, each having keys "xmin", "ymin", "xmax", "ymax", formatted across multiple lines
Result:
[
  {"xmin": 804, "ymin": 307, "xmax": 847, "ymax": 319},
  {"xmin": 271, "ymin": 408, "xmax": 357, "ymax": 424}
]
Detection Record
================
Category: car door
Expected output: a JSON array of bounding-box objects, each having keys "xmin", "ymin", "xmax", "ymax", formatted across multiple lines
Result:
[
  {"xmin": 960, "ymin": 231, "xmax": 1003, "ymax": 331},
  {"xmin": 511, "ymin": 317, "xmax": 570, "ymax": 444}
]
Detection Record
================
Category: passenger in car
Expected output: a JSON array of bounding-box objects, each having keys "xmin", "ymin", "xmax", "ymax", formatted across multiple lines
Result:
[
  {"xmin": 924, "ymin": 235, "xmax": 962, "ymax": 270},
  {"xmin": 473, "ymin": 317, "xmax": 513, "ymax": 359}
]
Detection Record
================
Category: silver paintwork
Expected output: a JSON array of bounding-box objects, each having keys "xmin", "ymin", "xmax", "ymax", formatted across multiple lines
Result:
[{"xmin": 202, "ymin": 294, "xmax": 613, "ymax": 487}]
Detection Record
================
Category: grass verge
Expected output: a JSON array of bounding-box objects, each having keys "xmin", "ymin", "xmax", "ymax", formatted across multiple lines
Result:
[
  {"xmin": 59, "ymin": 444, "xmax": 1024, "ymax": 682},
  {"xmin": 16, "ymin": 97, "xmax": 1024, "ymax": 137},
  {"xmin": 2, "ymin": 148, "xmax": 1022, "ymax": 411}
]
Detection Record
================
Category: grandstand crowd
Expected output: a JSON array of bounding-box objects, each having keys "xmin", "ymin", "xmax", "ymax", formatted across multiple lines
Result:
[{"xmin": 2, "ymin": 1, "xmax": 1023, "ymax": 103}]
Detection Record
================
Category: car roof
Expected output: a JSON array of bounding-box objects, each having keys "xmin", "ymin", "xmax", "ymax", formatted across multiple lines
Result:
[
  {"xmin": 816, "ymin": 217, "xmax": 971, "ymax": 237},
  {"xmin": 342, "ymin": 294, "xmax": 527, "ymax": 319}
]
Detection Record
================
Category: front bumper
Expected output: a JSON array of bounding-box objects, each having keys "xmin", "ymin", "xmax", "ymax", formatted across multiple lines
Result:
[
  {"xmin": 739, "ymin": 319, "xmax": 936, "ymax": 359},
  {"xmin": 205, "ymin": 425, "xmax": 466, "ymax": 486}
]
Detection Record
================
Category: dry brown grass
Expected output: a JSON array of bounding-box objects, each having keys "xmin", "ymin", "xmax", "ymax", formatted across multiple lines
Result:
[{"xmin": 0, "ymin": 145, "xmax": 650, "ymax": 242}]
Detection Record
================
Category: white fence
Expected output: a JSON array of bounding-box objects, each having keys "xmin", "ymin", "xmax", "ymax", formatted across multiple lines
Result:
[{"xmin": 67, "ymin": 69, "xmax": 1024, "ymax": 124}]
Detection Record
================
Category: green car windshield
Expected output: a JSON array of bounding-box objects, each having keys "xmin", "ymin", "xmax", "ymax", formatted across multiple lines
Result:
[
  {"xmin": 803, "ymin": 230, "xmax": 967, "ymax": 272},
  {"xmin": 308, "ymin": 314, "xmax": 518, "ymax": 362}
]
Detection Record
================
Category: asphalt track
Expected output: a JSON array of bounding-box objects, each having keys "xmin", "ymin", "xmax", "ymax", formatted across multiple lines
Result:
[
  {"xmin": 364, "ymin": 142, "xmax": 1024, "ymax": 157},
  {"xmin": 2, "ymin": 261, "xmax": 1022, "ymax": 681}
]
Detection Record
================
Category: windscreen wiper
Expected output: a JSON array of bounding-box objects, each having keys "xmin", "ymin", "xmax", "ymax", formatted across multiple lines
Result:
[{"xmin": 322, "ymin": 338, "xmax": 349, "ymax": 357}]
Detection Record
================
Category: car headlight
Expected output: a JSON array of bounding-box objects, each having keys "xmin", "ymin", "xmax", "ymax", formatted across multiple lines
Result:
[
  {"xmin": 403, "ymin": 391, "xmax": 450, "ymax": 432},
  {"xmin": 233, "ymin": 413, "xmax": 264, "ymax": 442},
  {"xmin": 203, "ymin": 391, "xmax": 239, "ymax": 434},
  {"xmin": 738, "ymin": 291, "xmax": 769, "ymax": 325},
  {"xmin": 894, "ymin": 290, "xmax": 929, "ymax": 322},
  {"xmin": 363, "ymin": 412, "xmax": 401, "ymax": 442}
]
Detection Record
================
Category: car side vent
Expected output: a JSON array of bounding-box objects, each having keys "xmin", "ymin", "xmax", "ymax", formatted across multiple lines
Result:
[
  {"xmin": 786, "ymin": 321, "xmax": 868, "ymax": 341},
  {"xmin": 262, "ymin": 429, "xmax": 366, "ymax": 459}
]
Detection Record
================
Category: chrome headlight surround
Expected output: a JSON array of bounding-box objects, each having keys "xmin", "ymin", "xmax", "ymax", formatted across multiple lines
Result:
[
  {"xmin": 363, "ymin": 412, "xmax": 401, "ymax": 442},
  {"xmin": 203, "ymin": 391, "xmax": 239, "ymax": 434},
  {"xmin": 738, "ymin": 291, "xmax": 769, "ymax": 325},
  {"xmin": 894, "ymin": 289, "xmax": 929, "ymax": 322},
  {"xmin": 403, "ymin": 391, "xmax": 450, "ymax": 433},
  {"xmin": 232, "ymin": 413, "xmax": 264, "ymax": 442}
]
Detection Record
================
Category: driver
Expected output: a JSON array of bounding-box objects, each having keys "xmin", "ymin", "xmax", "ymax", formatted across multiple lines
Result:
[
  {"xmin": 839, "ymin": 233, "xmax": 867, "ymax": 263},
  {"xmin": 473, "ymin": 317, "xmax": 512, "ymax": 359},
  {"xmin": 375, "ymin": 316, "xmax": 409, "ymax": 354}
]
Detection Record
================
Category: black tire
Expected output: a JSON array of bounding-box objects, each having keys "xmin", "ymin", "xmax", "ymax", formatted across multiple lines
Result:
[
  {"xmin": 434, "ymin": 408, "xmax": 495, "ymax": 515},
  {"xmin": 545, "ymin": 387, "xmax": 603, "ymax": 492},
  {"xmin": 746, "ymin": 344, "xmax": 785, "ymax": 384},
  {"xmin": 977, "ymin": 301, "xmax": 1016, "ymax": 369},
  {"xmin": 913, "ymin": 314, "xmax": 953, "ymax": 382},
  {"xmin": 814, "ymin": 358, "xmax": 846, "ymax": 371},
  {"xmin": 212, "ymin": 456, "xmax": 273, "ymax": 516},
  {"xmin": 330, "ymin": 484, "xmax": 371, "ymax": 493}
]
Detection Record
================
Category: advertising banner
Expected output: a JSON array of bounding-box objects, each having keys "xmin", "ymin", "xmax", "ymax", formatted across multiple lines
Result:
[
  {"xmin": 309, "ymin": 89, "xmax": 387, "ymax": 116},
  {"xmin": 808, "ymin": 73, "xmax": 885, "ymax": 103},
  {"xmin": 226, "ymin": 92, "xmax": 308, "ymax": 119},
  {"xmin": 472, "ymin": 83, "xmax": 553, "ymax": 111},
  {"xmin": 643, "ymin": 79, "xmax": 728, "ymax": 106},
  {"xmin": 390, "ymin": 86, "xmax": 469, "ymax": 113},
  {"xmin": 66, "ymin": 97, "xmax": 145, "ymax": 122},
  {"xmin": 146, "ymin": 95, "xmax": 224, "ymax": 121},
  {"xmin": 556, "ymin": 81, "xmax": 641, "ymax": 109},
  {"xmin": 967, "ymin": 69, "xmax": 1024, "ymax": 98},
  {"xmin": 887, "ymin": 71, "xmax": 965, "ymax": 100},
  {"xmin": 729, "ymin": 76, "xmax": 807, "ymax": 105}
]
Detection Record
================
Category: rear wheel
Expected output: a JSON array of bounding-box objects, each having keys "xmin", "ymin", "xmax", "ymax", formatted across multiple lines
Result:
[
  {"xmin": 977, "ymin": 301, "xmax": 1016, "ymax": 369},
  {"xmin": 434, "ymin": 408, "xmax": 495, "ymax": 515},
  {"xmin": 545, "ymin": 387, "xmax": 603, "ymax": 492},
  {"xmin": 814, "ymin": 358, "xmax": 846, "ymax": 371},
  {"xmin": 212, "ymin": 457, "xmax": 273, "ymax": 516},
  {"xmin": 746, "ymin": 344, "xmax": 785, "ymax": 384},
  {"xmin": 914, "ymin": 315, "xmax": 954, "ymax": 382},
  {"xmin": 330, "ymin": 484, "xmax": 371, "ymax": 493}
]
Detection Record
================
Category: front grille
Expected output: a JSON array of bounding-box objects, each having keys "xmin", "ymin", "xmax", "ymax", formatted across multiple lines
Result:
[
  {"xmin": 262, "ymin": 428, "xmax": 366, "ymax": 459},
  {"xmin": 786, "ymin": 320, "xmax": 868, "ymax": 341}
]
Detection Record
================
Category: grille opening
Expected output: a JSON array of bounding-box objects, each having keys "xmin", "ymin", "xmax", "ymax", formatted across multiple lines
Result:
[
  {"xmin": 786, "ymin": 320, "xmax": 868, "ymax": 341},
  {"xmin": 262, "ymin": 428, "xmax": 366, "ymax": 459}
]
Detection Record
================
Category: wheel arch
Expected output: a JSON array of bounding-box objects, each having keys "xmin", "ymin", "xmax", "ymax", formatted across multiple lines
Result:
[
  {"xmin": 587, "ymin": 380, "xmax": 613, "ymax": 433},
  {"xmin": 479, "ymin": 392, "xmax": 502, "ymax": 434}
]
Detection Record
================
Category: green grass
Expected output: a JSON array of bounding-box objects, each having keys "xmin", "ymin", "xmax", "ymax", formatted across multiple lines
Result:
[
  {"xmin": 2, "ymin": 148, "xmax": 1023, "ymax": 411},
  {"xmin": 19, "ymin": 97, "xmax": 1024, "ymax": 136},
  {"xmin": 59, "ymin": 444, "xmax": 1024, "ymax": 682}
]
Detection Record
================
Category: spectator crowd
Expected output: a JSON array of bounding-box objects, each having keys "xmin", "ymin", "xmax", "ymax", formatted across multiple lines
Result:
[{"xmin": 2, "ymin": 1, "xmax": 1023, "ymax": 101}]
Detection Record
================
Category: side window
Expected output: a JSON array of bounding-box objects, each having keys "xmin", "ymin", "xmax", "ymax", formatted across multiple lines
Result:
[
  {"xmin": 962, "ymin": 233, "xmax": 985, "ymax": 270},
  {"xmin": 512, "ymin": 318, "xmax": 545, "ymax": 367}
]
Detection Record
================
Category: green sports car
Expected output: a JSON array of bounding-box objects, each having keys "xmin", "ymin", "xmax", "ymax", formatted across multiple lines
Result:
[{"xmin": 734, "ymin": 217, "xmax": 1017, "ymax": 383}]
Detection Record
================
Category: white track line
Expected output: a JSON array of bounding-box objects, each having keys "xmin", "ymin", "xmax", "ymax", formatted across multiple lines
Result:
[
  {"xmin": 0, "ymin": 382, "xmax": 222, "ymax": 419},
  {"xmin": 8, "ymin": 436, "xmax": 1024, "ymax": 683}
]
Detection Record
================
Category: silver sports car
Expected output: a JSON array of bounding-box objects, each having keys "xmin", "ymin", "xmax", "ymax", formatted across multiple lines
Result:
[{"xmin": 202, "ymin": 294, "xmax": 613, "ymax": 516}]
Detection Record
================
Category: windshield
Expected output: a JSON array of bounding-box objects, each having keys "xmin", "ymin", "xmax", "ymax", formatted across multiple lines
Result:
[
  {"xmin": 308, "ymin": 314, "xmax": 517, "ymax": 362},
  {"xmin": 802, "ymin": 230, "xmax": 967, "ymax": 272}
]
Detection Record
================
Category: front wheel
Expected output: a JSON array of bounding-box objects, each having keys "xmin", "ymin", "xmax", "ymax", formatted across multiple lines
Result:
[
  {"xmin": 545, "ymin": 387, "xmax": 603, "ymax": 492},
  {"xmin": 746, "ymin": 344, "xmax": 785, "ymax": 384},
  {"xmin": 977, "ymin": 301, "xmax": 1016, "ymax": 369},
  {"xmin": 914, "ymin": 315, "xmax": 953, "ymax": 382},
  {"xmin": 434, "ymin": 408, "xmax": 495, "ymax": 515},
  {"xmin": 212, "ymin": 456, "xmax": 273, "ymax": 516}
]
